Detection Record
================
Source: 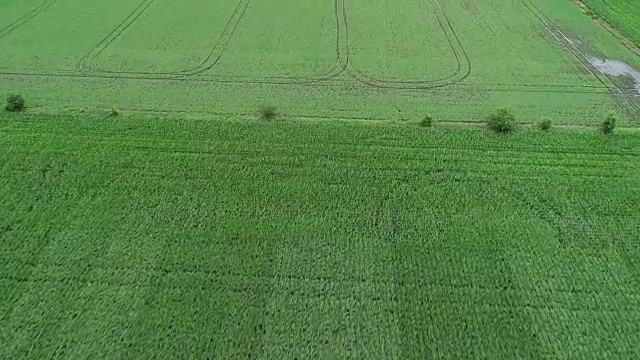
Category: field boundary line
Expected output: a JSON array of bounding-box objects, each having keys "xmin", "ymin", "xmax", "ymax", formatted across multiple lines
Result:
[{"xmin": 27, "ymin": 105, "xmax": 637, "ymax": 130}]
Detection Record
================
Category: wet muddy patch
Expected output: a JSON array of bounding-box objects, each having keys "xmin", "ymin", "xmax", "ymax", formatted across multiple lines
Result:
[
  {"xmin": 529, "ymin": 4, "xmax": 640, "ymax": 121},
  {"xmin": 588, "ymin": 58, "xmax": 640, "ymax": 96}
]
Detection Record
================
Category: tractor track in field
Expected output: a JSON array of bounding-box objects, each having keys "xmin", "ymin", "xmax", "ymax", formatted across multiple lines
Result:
[
  {"xmin": 521, "ymin": 0, "xmax": 640, "ymax": 120},
  {"xmin": 0, "ymin": 0, "xmax": 54, "ymax": 37},
  {"xmin": 0, "ymin": 65, "xmax": 614, "ymax": 95},
  {"xmin": 571, "ymin": 0, "xmax": 640, "ymax": 58},
  {"xmin": 341, "ymin": 0, "xmax": 472, "ymax": 89},
  {"xmin": 0, "ymin": 0, "xmax": 631, "ymax": 101},
  {"xmin": 6, "ymin": 257, "xmax": 636, "ymax": 302},
  {"xmin": 76, "ymin": 0, "xmax": 344, "ymax": 84},
  {"xmin": 0, "ymin": 0, "xmax": 56, "ymax": 39},
  {"xmin": 3, "ymin": 0, "xmax": 474, "ymax": 89}
]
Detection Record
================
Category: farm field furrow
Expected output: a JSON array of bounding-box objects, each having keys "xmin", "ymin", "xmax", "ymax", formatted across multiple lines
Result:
[
  {"xmin": 0, "ymin": 0, "xmax": 46, "ymax": 34},
  {"xmin": 87, "ymin": 0, "xmax": 248, "ymax": 74},
  {"xmin": 0, "ymin": 0, "xmax": 143, "ymax": 71},
  {"xmin": 2, "ymin": 0, "xmax": 640, "ymax": 357},
  {"xmin": 1, "ymin": 116, "xmax": 640, "ymax": 358}
]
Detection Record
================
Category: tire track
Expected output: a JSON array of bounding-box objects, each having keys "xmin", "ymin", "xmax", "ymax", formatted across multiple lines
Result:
[
  {"xmin": 0, "ymin": 0, "xmax": 626, "ymax": 99},
  {"xmin": 345, "ymin": 0, "xmax": 463, "ymax": 84},
  {"xmin": 522, "ymin": 0, "xmax": 640, "ymax": 120},
  {"xmin": 77, "ymin": 0, "xmax": 344, "ymax": 84},
  {"xmin": 342, "ymin": 0, "xmax": 472, "ymax": 89},
  {"xmin": 0, "ymin": 0, "xmax": 56, "ymax": 40}
]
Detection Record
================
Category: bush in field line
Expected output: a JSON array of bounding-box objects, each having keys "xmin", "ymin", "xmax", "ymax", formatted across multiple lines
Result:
[
  {"xmin": 601, "ymin": 112, "xmax": 617, "ymax": 135},
  {"xmin": 536, "ymin": 118, "xmax": 552, "ymax": 131},
  {"xmin": 486, "ymin": 108, "xmax": 515, "ymax": 133},
  {"xmin": 5, "ymin": 93, "xmax": 25, "ymax": 112},
  {"xmin": 259, "ymin": 105, "xmax": 277, "ymax": 120},
  {"xmin": 420, "ymin": 114, "xmax": 433, "ymax": 127}
]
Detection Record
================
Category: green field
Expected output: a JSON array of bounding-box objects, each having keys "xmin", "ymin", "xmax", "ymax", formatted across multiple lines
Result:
[
  {"xmin": 3, "ymin": 0, "xmax": 640, "ymax": 358},
  {"xmin": 1, "ymin": 0, "xmax": 639, "ymax": 124},
  {"xmin": 1, "ymin": 114, "xmax": 640, "ymax": 358},
  {"xmin": 582, "ymin": 0, "xmax": 640, "ymax": 47}
]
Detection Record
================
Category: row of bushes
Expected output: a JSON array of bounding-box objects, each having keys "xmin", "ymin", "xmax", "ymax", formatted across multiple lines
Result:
[
  {"xmin": 4, "ymin": 94, "xmax": 619, "ymax": 134},
  {"xmin": 422, "ymin": 108, "xmax": 618, "ymax": 135},
  {"xmin": 4, "ymin": 94, "xmax": 121, "ymax": 117},
  {"xmin": 259, "ymin": 106, "xmax": 618, "ymax": 135},
  {"xmin": 4, "ymin": 94, "xmax": 277, "ymax": 120},
  {"xmin": 259, "ymin": 105, "xmax": 617, "ymax": 135}
]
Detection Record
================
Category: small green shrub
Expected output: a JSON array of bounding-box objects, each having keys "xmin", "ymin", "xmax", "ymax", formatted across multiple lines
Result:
[
  {"xmin": 536, "ymin": 118, "xmax": 552, "ymax": 131},
  {"xmin": 5, "ymin": 94, "xmax": 25, "ymax": 112},
  {"xmin": 486, "ymin": 108, "xmax": 515, "ymax": 133},
  {"xmin": 601, "ymin": 112, "xmax": 617, "ymax": 135},
  {"xmin": 420, "ymin": 114, "xmax": 433, "ymax": 127},
  {"xmin": 259, "ymin": 105, "xmax": 277, "ymax": 120},
  {"xmin": 109, "ymin": 107, "xmax": 120, "ymax": 117}
]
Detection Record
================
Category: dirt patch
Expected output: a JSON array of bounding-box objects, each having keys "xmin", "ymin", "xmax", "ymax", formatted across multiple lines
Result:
[{"xmin": 570, "ymin": 0, "xmax": 640, "ymax": 58}]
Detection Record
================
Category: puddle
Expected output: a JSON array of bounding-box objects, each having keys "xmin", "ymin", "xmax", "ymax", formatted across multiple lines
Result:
[
  {"xmin": 541, "ymin": 21, "xmax": 640, "ymax": 97},
  {"xmin": 588, "ymin": 57, "xmax": 640, "ymax": 96}
]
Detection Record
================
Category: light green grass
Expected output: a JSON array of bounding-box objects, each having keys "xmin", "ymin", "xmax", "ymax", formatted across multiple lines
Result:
[
  {"xmin": 0, "ymin": 0, "xmax": 43, "ymax": 30},
  {"xmin": 91, "ymin": 0, "xmax": 245, "ymax": 73},
  {"xmin": 349, "ymin": 0, "xmax": 460, "ymax": 81},
  {"xmin": 0, "ymin": 0, "xmax": 638, "ymax": 124},
  {"xmin": 206, "ymin": 0, "xmax": 337, "ymax": 78},
  {"xmin": 0, "ymin": 0, "xmax": 142, "ymax": 70},
  {"xmin": 1, "ymin": 114, "xmax": 640, "ymax": 358}
]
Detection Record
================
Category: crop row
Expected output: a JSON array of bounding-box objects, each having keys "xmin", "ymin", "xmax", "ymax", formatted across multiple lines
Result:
[{"xmin": 2, "ymin": 116, "xmax": 640, "ymax": 357}]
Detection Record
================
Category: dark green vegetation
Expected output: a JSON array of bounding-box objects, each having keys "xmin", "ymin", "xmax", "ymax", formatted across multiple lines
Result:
[
  {"xmin": 5, "ymin": 94, "xmax": 25, "ymax": 112},
  {"xmin": 486, "ymin": 108, "xmax": 516, "ymax": 133},
  {"xmin": 2, "ymin": 114, "xmax": 640, "ymax": 358},
  {"xmin": 602, "ymin": 112, "xmax": 618, "ymax": 133},
  {"xmin": 2, "ymin": 0, "xmax": 640, "ymax": 357},
  {"xmin": 420, "ymin": 114, "xmax": 433, "ymax": 127},
  {"xmin": 582, "ymin": 0, "xmax": 640, "ymax": 46},
  {"xmin": 536, "ymin": 118, "xmax": 553, "ymax": 131},
  {"xmin": 259, "ymin": 105, "xmax": 278, "ymax": 121}
]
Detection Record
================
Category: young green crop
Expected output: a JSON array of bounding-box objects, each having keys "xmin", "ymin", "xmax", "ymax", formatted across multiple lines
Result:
[
  {"xmin": 0, "ymin": 0, "xmax": 638, "ymax": 124},
  {"xmin": 1, "ymin": 114, "xmax": 639, "ymax": 358}
]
